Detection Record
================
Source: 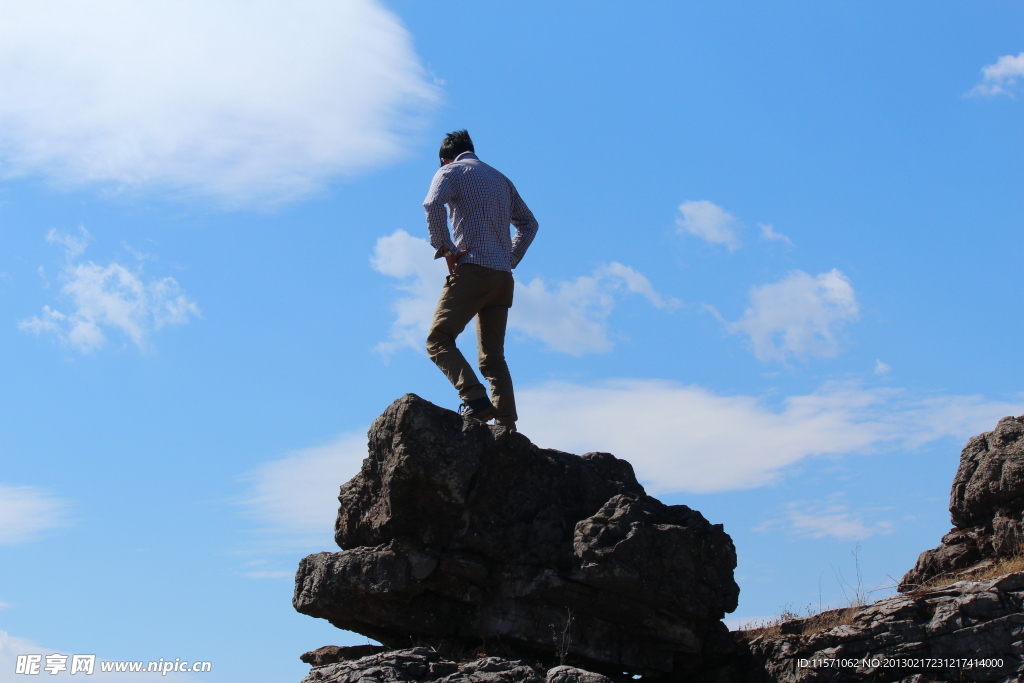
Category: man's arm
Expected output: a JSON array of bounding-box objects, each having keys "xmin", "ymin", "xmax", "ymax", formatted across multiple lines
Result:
[
  {"xmin": 423, "ymin": 170, "xmax": 458, "ymax": 259},
  {"xmin": 508, "ymin": 185, "xmax": 538, "ymax": 269}
]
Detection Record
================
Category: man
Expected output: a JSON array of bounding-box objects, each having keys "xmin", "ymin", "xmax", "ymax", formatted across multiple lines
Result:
[{"xmin": 423, "ymin": 130, "xmax": 538, "ymax": 430}]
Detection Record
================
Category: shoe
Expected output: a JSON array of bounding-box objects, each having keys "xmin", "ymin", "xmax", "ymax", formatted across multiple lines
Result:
[
  {"xmin": 494, "ymin": 417, "xmax": 517, "ymax": 432},
  {"xmin": 459, "ymin": 397, "xmax": 496, "ymax": 422}
]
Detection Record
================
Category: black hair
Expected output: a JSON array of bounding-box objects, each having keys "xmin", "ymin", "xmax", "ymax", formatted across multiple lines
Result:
[{"xmin": 439, "ymin": 129, "xmax": 474, "ymax": 160}]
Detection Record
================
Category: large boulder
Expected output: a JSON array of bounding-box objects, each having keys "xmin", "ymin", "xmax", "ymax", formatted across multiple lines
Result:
[
  {"xmin": 293, "ymin": 394, "xmax": 740, "ymax": 679},
  {"xmin": 899, "ymin": 415, "xmax": 1024, "ymax": 591}
]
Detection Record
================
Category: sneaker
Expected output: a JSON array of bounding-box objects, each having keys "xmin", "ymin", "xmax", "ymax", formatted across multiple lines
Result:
[{"xmin": 459, "ymin": 397, "xmax": 496, "ymax": 422}]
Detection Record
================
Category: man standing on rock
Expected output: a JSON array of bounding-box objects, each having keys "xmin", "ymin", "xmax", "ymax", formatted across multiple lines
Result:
[{"xmin": 423, "ymin": 130, "xmax": 538, "ymax": 430}]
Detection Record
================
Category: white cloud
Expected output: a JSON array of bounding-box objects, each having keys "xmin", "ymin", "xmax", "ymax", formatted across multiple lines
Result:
[
  {"xmin": 514, "ymin": 379, "xmax": 1024, "ymax": 494},
  {"xmin": 370, "ymin": 230, "xmax": 449, "ymax": 356},
  {"xmin": 0, "ymin": 483, "xmax": 70, "ymax": 545},
  {"xmin": 0, "ymin": 0, "xmax": 439, "ymax": 205},
  {"xmin": 758, "ymin": 223, "xmax": 793, "ymax": 246},
  {"xmin": 513, "ymin": 263, "xmax": 680, "ymax": 355},
  {"xmin": 676, "ymin": 200, "xmax": 742, "ymax": 251},
  {"xmin": 240, "ymin": 381, "xmax": 1023, "ymax": 508},
  {"xmin": 238, "ymin": 434, "xmax": 367, "ymax": 543},
  {"xmin": 757, "ymin": 495, "xmax": 894, "ymax": 540},
  {"xmin": 966, "ymin": 52, "xmax": 1024, "ymax": 97},
  {"xmin": 370, "ymin": 230, "xmax": 679, "ymax": 356},
  {"xmin": 714, "ymin": 269, "xmax": 859, "ymax": 363},
  {"xmin": 874, "ymin": 359, "xmax": 892, "ymax": 375},
  {"xmin": 19, "ymin": 229, "xmax": 200, "ymax": 353}
]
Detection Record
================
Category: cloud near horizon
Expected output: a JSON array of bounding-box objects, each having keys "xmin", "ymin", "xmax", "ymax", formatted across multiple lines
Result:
[
  {"xmin": 371, "ymin": 230, "xmax": 679, "ymax": 356},
  {"xmin": 0, "ymin": 0, "xmax": 439, "ymax": 205},
  {"xmin": 19, "ymin": 229, "xmax": 200, "ymax": 353},
  {"xmin": 238, "ymin": 379, "xmax": 1024, "ymax": 539},
  {"xmin": 238, "ymin": 434, "xmax": 368, "ymax": 547},
  {"xmin": 516, "ymin": 380, "xmax": 1023, "ymax": 494},
  {"xmin": 756, "ymin": 494, "xmax": 895, "ymax": 541}
]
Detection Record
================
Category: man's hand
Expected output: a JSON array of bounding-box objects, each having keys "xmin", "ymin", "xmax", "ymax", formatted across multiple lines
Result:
[{"xmin": 445, "ymin": 249, "xmax": 469, "ymax": 274}]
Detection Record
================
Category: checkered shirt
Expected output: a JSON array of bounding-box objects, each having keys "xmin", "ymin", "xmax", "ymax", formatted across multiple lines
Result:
[{"xmin": 423, "ymin": 152, "xmax": 538, "ymax": 272}]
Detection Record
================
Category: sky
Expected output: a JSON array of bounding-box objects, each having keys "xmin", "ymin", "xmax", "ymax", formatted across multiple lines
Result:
[{"xmin": 0, "ymin": 1, "xmax": 1022, "ymax": 681}]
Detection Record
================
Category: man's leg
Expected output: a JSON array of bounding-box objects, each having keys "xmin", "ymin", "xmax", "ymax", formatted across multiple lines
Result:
[
  {"xmin": 426, "ymin": 264, "xmax": 498, "ymax": 404},
  {"xmin": 477, "ymin": 272, "xmax": 516, "ymax": 427}
]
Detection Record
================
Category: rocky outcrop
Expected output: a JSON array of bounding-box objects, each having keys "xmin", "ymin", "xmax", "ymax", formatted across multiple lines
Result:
[
  {"xmin": 739, "ymin": 572, "xmax": 1024, "ymax": 682},
  {"xmin": 293, "ymin": 394, "xmax": 740, "ymax": 680},
  {"xmin": 900, "ymin": 415, "xmax": 1024, "ymax": 591},
  {"xmin": 735, "ymin": 415, "xmax": 1024, "ymax": 682},
  {"xmin": 298, "ymin": 647, "xmax": 614, "ymax": 683}
]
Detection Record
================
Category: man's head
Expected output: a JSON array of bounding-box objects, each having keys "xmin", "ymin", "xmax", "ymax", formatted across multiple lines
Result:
[{"xmin": 439, "ymin": 129, "xmax": 474, "ymax": 165}]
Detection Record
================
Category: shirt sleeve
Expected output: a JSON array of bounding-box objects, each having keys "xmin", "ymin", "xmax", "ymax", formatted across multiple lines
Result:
[
  {"xmin": 423, "ymin": 169, "xmax": 458, "ymax": 259},
  {"xmin": 508, "ymin": 184, "xmax": 538, "ymax": 269}
]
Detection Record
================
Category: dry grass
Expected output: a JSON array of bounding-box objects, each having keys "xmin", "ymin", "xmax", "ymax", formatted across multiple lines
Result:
[
  {"xmin": 909, "ymin": 554, "xmax": 1024, "ymax": 593},
  {"xmin": 733, "ymin": 605, "xmax": 860, "ymax": 641},
  {"xmin": 735, "ymin": 555, "xmax": 1024, "ymax": 643},
  {"xmin": 976, "ymin": 554, "xmax": 1024, "ymax": 580}
]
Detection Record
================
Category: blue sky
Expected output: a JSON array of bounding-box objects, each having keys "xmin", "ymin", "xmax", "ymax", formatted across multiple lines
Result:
[{"xmin": 1, "ymin": 1, "xmax": 1022, "ymax": 681}]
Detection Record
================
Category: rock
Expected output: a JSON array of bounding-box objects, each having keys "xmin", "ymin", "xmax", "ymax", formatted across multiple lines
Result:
[
  {"xmin": 300, "ymin": 645, "xmax": 388, "ymax": 666},
  {"xmin": 545, "ymin": 666, "xmax": 612, "ymax": 683},
  {"xmin": 298, "ymin": 648, "xmax": 617, "ymax": 683},
  {"xmin": 299, "ymin": 647, "xmax": 543, "ymax": 683},
  {"xmin": 738, "ymin": 572, "xmax": 1024, "ymax": 682},
  {"xmin": 294, "ymin": 394, "xmax": 740, "ymax": 679},
  {"xmin": 900, "ymin": 415, "xmax": 1024, "ymax": 590}
]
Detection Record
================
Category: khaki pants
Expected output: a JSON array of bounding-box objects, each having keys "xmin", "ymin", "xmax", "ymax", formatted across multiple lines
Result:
[{"xmin": 426, "ymin": 263, "xmax": 516, "ymax": 424}]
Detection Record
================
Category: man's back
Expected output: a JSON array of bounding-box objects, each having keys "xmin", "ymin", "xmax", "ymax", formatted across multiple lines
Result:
[{"xmin": 424, "ymin": 151, "xmax": 538, "ymax": 272}]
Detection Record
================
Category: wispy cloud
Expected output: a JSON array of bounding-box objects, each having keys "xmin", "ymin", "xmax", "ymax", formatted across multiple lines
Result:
[
  {"xmin": 757, "ymin": 495, "xmax": 894, "ymax": 540},
  {"xmin": 758, "ymin": 223, "xmax": 793, "ymax": 246},
  {"xmin": 515, "ymin": 379, "xmax": 1024, "ymax": 494},
  {"xmin": 676, "ymin": 200, "xmax": 742, "ymax": 251},
  {"xmin": 0, "ymin": 483, "xmax": 70, "ymax": 545},
  {"xmin": 0, "ymin": 0, "xmax": 439, "ymax": 206},
  {"xmin": 19, "ymin": 229, "xmax": 200, "ymax": 353},
  {"xmin": 241, "ymin": 380, "xmax": 1023, "ymax": 504},
  {"xmin": 371, "ymin": 229, "xmax": 679, "ymax": 356},
  {"xmin": 710, "ymin": 269, "xmax": 859, "ymax": 363},
  {"xmin": 237, "ymin": 434, "xmax": 367, "ymax": 546},
  {"xmin": 966, "ymin": 52, "xmax": 1024, "ymax": 97}
]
